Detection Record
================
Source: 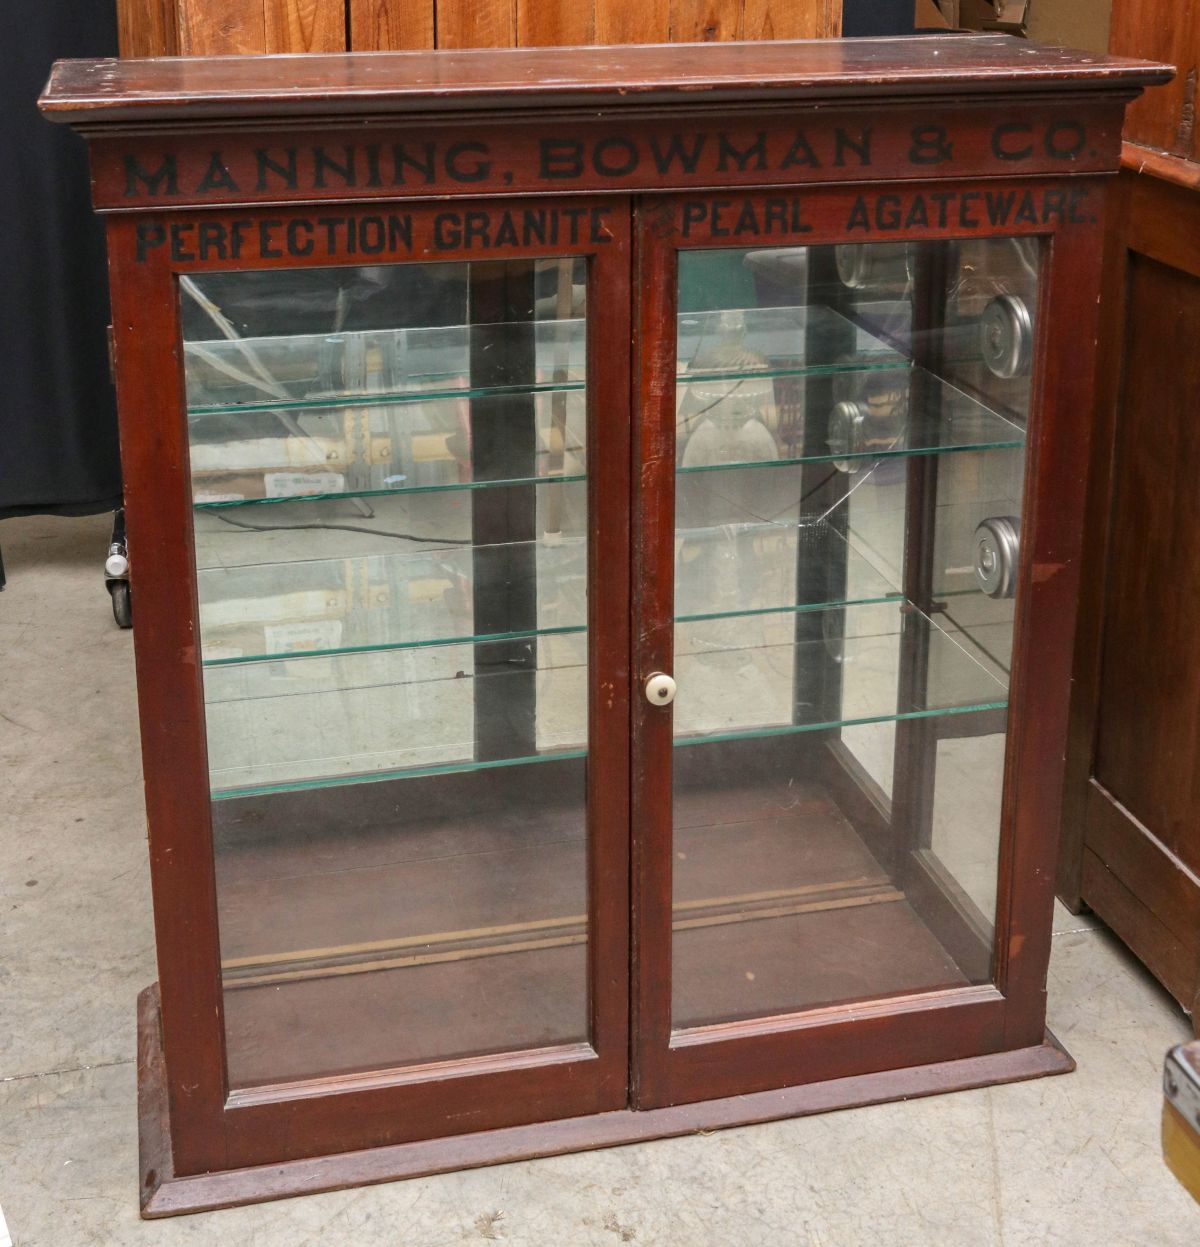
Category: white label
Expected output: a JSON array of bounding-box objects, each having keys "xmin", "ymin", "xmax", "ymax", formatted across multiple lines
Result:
[
  {"xmin": 263, "ymin": 619, "xmax": 344, "ymax": 656},
  {"xmin": 264, "ymin": 471, "xmax": 345, "ymax": 498}
]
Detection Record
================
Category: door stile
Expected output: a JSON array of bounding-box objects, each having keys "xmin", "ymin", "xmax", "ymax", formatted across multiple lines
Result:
[
  {"xmin": 630, "ymin": 198, "xmax": 682, "ymax": 1103},
  {"xmin": 992, "ymin": 201, "xmax": 1110, "ymax": 1049}
]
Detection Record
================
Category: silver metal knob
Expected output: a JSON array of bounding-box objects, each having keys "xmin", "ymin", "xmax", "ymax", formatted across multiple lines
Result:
[
  {"xmin": 644, "ymin": 673, "xmax": 677, "ymax": 706},
  {"xmin": 105, "ymin": 552, "xmax": 129, "ymax": 578}
]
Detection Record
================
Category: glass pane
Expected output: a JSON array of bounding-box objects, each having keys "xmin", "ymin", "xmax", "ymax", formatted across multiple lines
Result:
[
  {"xmin": 670, "ymin": 239, "xmax": 1037, "ymax": 1029},
  {"xmin": 183, "ymin": 258, "xmax": 592, "ymax": 1087}
]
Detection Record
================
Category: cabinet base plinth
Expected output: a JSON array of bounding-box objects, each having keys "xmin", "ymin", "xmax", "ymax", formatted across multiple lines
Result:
[{"xmin": 137, "ymin": 985, "xmax": 1073, "ymax": 1218}]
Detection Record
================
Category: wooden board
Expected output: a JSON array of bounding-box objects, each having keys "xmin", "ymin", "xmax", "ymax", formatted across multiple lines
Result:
[
  {"xmin": 349, "ymin": 0, "xmax": 434, "ymax": 49},
  {"xmin": 117, "ymin": 0, "xmax": 836, "ymax": 55}
]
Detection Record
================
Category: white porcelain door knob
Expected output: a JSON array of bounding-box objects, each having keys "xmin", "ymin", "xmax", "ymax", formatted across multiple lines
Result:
[{"xmin": 644, "ymin": 672, "xmax": 677, "ymax": 706}]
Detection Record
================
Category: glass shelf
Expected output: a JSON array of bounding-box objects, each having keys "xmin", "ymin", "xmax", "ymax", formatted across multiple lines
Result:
[
  {"xmin": 672, "ymin": 599, "xmax": 1009, "ymax": 743},
  {"xmin": 185, "ymin": 304, "xmax": 902, "ymax": 419},
  {"xmin": 204, "ymin": 597, "xmax": 1004, "ymax": 799},
  {"xmin": 677, "ymin": 304, "xmax": 905, "ymax": 382},
  {"xmin": 193, "ymin": 473, "xmax": 587, "ymax": 510},
  {"xmin": 195, "ymin": 516, "xmax": 903, "ymax": 667},
  {"xmin": 676, "ymin": 370, "xmax": 1024, "ymax": 476},
  {"xmin": 189, "ymin": 389, "xmax": 587, "ymax": 507},
  {"xmin": 184, "ymin": 318, "xmax": 587, "ymax": 414}
]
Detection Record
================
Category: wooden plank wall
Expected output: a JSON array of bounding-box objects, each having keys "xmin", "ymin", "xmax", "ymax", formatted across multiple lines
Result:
[{"xmin": 115, "ymin": 0, "xmax": 840, "ymax": 55}]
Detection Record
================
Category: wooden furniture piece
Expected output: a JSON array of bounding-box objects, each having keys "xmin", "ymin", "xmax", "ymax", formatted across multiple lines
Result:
[
  {"xmin": 114, "ymin": 0, "xmax": 841, "ymax": 57},
  {"xmin": 41, "ymin": 35, "xmax": 1167, "ymax": 1216},
  {"xmin": 1057, "ymin": 5, "xmax": 1200, "ymax": 1026}
]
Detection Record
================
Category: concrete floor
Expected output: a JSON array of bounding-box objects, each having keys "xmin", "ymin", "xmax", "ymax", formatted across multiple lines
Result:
[{"xmin": 1, "ymin": 510, "xmax": 1197, "ymax": 1246}]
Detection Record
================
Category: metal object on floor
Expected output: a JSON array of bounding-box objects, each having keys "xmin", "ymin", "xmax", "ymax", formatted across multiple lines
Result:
[
  {"xmin": 106, "ymin": 506, "xmax": 131, "ymax": 628},
  {"xmin": 1163, "ymin": 1041, "xmax": 1200, "ymax": 1203}
]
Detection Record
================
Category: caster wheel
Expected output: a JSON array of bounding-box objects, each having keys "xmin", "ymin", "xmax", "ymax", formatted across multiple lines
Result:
[{"xmin": 109, "ymin": 580, "xmax": 132, "ymax": 629}]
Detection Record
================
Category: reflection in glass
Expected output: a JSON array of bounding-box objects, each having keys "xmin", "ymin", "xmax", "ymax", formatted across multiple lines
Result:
[
  {"xmin": 182, "ymin": 259, "xmax": 592, "ymax": 1087},
  {"xmin": 670, "ymin": 240, "xmax": 1036, "ymax": 1029}
]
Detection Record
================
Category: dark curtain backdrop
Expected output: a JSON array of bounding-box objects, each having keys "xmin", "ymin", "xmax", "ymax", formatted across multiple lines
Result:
[
  {"xmin": 843, "ymin": 0, "xmax": 917, "ymax": 36},
  {"xmin": 0, "ymin": 3, "xmax": 121, "ymax": 517}
]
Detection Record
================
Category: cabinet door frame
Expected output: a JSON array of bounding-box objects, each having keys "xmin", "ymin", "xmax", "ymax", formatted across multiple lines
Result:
[
  {"xmin": 629, "ymin": 179, "xmax": 1107, "ymax": 1108},
  {"xmin": 107, "ymin": 194, "xmax": 634, "ymax": 1174}
]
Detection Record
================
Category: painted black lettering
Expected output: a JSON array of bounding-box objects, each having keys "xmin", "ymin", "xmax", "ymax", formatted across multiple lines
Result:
[
  {"xmin": 258, "ymin": 220, "xmax": 283, "ymax": 258},
  {"xmin": 1041, "ymin": 189, "xmax": 1067, "ymax": 224},
  {"xmin": 959, "ymin": 191, "xmax": 981, "ymax": 228},
  {"xmin": 734, "ymin": 200, "xmax": 760, "ymax": 236},
  {"xmin": 1015, "ymin": 192, "xmax": 1039, "ymax": 225},
  {"xmin": 1045, "ymin": 120, "xmax": 1086, "ymax": 160},
  {"xmin": 846, "ymin": 197, "xmax": 871, "ymax": 232},
  {"xmin": 561, "ymin": 206, "xmax": 587, "ymax": 244},
  {"xmin": 197, "ymin": 222, "xmax": 228, "ymax": 261},
  {"xmin": 392, "ymin": 142, "xmax": 437, "ymax": 185},
  {"xmin": 593, "ymin": 137, "xmax": 639, "ymax": 178},
  {"xmin": 284, "ymin": 219, "xmax": 313, "ymax": 257},
  {"xmin": 464, "ymin": 211, "xmax": 491, "ymax": 248},
  {"xmin": 230, "ymin": 221, "xmax": 251, "ymax": 260},
  {"xmin": 764, "ymin": 198, "xmax": 789, "ymax": 232},
  {"xmin": 682, "ymin": 201, "xmax": 707, "ymax": 237},
  {"xmin": 359, "ymin": 217, "xmax": 385, "ymax": 254},
  {"xmin": 434, "ymin": 213, "xmax": 461, "ymax": 249},
  {"xmin": 524, "ymin": 209, "xmax": 547, "ymax": 245},
  {"xmin": 991, "ymin": 122, "xmax": 1033, "ymax": 162},
  {"xmin": 876, "ymin": 195, "xmax": 902, "ymax": 231},
  {"xmin": 710, "ymin": 200, "xmax": 732, "ymax": 237},
  {"xmin": 905, "ymin": 197, "xmax": 929, "ymax": 229},
  {"xmin": 780, "ymin": 132, "xmax": 821, "ymax": 170},
  {"xmin": 195, "ymin": 152, "xmax": 238, "ymax": 195},
  {"xmin": 985, "ymin": 191, "xmax": 1016, "ymax": 226},
  {"xmin": 648, "ymin": 133, "xmax": 706, "ymax": 175},
  {"xmin": 540, "ymin": 139, "xmax": 583, "ymax": 179},
  {"xmin": 493, "ymin": 211, "xmax": 520, "ymax": 248},
  {"xmin": 908, "ymin": 126, "xmax": 953, "ymax": 166},
  {"xmin": 124, "ymin": 154, "xmax": 178, "ymax": 199},
  {"xmin": 316, "ymin": 217, "xmax": 342, "ymax": 252},
  {"xmin": 134, "ymin": 222, "xmax": 166, "ymax": 261},
  {"xmin": 446, "ymin": 142, "xmax": 491, "ymax": 183},
  {"xmin": 834, "ymin": 127, "xmax": 872, "ymax": 168},
  {"xmin": 589, "ymin": 208, "xmax": 609, "ymax": 243},
  {"xmin": 1068, "ymin": 188, "xmax": 1090, "ymax": 223},
  {"xmin": 929, "ymin": 193, "xmax": 954, "ymax": 228},
  {"xmin": 790, "ymin": 198, "xmax": 811, "ymax": 233},
  {"xmin": 255, "ymin": 148, "xmax": 298, "ymax": 192},
  {"xmin": 169, "ymin": 223, "xmax": 195, "ymax": 261},
  {"xmin": 313, "ymin": 146, "xmax": 357, "ymax": 189},
  {"xmin": 716, "ymin": 132, "xmax": 767, "ymax": 172},
  {"xmin": 364, "ymin": 145, "xmax": 383, "ymax": 188},
  {"xmin": 388, "ymin": 214, "xmax": 413, "ymax": 251}
]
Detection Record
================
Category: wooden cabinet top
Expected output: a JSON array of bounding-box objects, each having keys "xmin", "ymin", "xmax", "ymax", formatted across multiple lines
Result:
[{"xmin": 42, "ymin": 35, "xmax": 1170, "ymax": 126}]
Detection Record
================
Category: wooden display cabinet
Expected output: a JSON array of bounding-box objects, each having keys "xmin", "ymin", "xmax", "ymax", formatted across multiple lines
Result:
[{"xmin": 41, "ymin": 35, "xmax": 1167, "ymax": 1215}]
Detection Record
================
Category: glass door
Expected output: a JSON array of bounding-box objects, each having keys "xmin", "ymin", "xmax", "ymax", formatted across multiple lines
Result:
[
  {"xmin": 166, "ymin": 201, "xmax": 632, "ymax": 1147},
  {"xmin": 633, "ymin": 196, "xmax": 1041, "ymax": 1105}
]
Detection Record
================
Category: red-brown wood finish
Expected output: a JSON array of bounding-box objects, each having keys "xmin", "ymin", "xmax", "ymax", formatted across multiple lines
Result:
[
  {"xmin": 629, "ymin": 179, "xmax": 1110, "ymax": 1107},
  {"xmin": 1060, "ymin": 164, "xmax": 1200, "ymax": 1025},
  {"xmin": 41, "ymin": 36, "xmax": 1168, "ymax": 124},
  {"xmin": 40, "ymin": 36, "xmax": 1170, "ymax": 1211},
  {"xmin": 105, "ymin": 195, "xmax": 634, "ymax": 1174}
]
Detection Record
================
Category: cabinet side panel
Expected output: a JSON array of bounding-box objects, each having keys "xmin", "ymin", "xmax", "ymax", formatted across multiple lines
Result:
[{"xmin": 1109, "ymin": 0, "xmax": 1197, "ymax": 160}]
